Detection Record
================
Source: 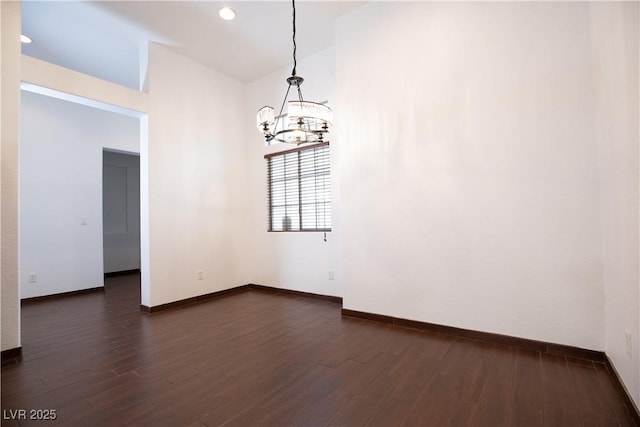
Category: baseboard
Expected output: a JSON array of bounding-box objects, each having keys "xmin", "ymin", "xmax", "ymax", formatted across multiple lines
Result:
[
  {"xmin": 140, "ymin": 285, "xmax": 252, "ymax": 313},
  {"xmin": 248, "ymin": 284, "xmax": 342, "ymax": 304},
  {"xmin": 104, "ymin": 269, "xmax": 140, "ymax": 278},
  {"xmin": 341, "ymin": 308, "xmax": 605, "ymax": 362},
  {"xmin": 605, "ymin": 355, "xmax": 640, "ymax": 425},
  {"xmin": 1, "ymin": 347, "xmax": 22, "ymax": 366},
  {"xmin": 21, "ymin": 286, "xmax": 104, "ymax": 304},
  {"xmin": 140, "ymin": 284, "xmax": 342, "ymax": 313}
]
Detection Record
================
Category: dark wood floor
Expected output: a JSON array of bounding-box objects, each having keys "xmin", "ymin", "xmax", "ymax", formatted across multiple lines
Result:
[{"xmin": 1, "ymin": 273, "xmax": 637, "ymax": 427}]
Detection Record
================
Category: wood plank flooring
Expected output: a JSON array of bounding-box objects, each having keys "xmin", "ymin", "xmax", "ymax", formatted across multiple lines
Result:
[{"xmin": 1, "ymin": 273, "xmax": 637, "ymax": 426}]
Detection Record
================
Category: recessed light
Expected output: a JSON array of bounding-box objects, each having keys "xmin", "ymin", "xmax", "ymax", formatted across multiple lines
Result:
[
  {"xmin": 218, "ymin": 7, "xmax": 236, "ymax": 21},
  {"xmin": 20, "ymin": 34, "xmax": 32, "ymax": 44}
]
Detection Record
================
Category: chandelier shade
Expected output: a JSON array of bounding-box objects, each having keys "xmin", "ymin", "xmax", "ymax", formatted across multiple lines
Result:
[
  {"xmin": 256, "ymin": 0, "xmax": 332, "ymax": 145},
  {"xmin": 256, "ymin": 106, "xmax": 275, "ymax": 132},
  {"xmin": 288, "ymin": 101, "xmax": 333, "ymax": 124}
]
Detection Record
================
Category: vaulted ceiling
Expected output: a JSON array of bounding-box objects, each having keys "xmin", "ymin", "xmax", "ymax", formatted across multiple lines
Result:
[{"xmin": 21, "ymin": 1, "xmax": 363, "ymax": 88}]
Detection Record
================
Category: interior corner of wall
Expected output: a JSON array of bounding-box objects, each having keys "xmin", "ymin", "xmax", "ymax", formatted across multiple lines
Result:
[{"xmin": 139, "ymin": 42, "xmax": 150, "ymax": 93}]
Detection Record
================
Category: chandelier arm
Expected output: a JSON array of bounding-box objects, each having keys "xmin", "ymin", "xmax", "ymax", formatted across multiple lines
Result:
[
  {"xmin": 291, "ymin": 0, "xmax": 297, "ymax": 77},
  {"xmin": 294, "ymin": 85, "xmax": 312, "ymax": 140},
  {"xmin": 273, "ymin": 83, "xmax": 293, "ymax": 136},
  {"xmin": 296, "ymin": 85, "xmax": 304, "ymax": 103}
]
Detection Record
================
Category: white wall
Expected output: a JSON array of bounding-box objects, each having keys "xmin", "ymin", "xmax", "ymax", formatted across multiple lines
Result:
[
  {"xmin": 590, "ymin": 2, "xmax": 640, "ymax": 406},
  {"xmin": 336, "ymin": 2, "xmax": 604, "ymax": 350},
  {"xmin": 145, "ymin": 44, "xmax": 249, "ymax": 307},
  {"xmin": 17, "ymin": 44, "xmax": 250, "ymax": 308},
  {"xmin": 21, "ymin": 55, "xmax": 150, "ymax": 115},
  {"xmin": 245, "ymin": 47, "xmax": 343, "ymax": 298},
  {"xmin": 1, "ymin": 0, "xmax": 22, "ymax": 352},
  {"xmin": 17, "ymin": 42, "xmax": 249, "ymax": 307},
  {"xmin": 20, "ymin": 91, "xmax": 140, "ymax": 299}
]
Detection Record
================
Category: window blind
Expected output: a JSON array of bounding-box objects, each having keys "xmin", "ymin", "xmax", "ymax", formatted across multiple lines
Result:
[{"xmin": 265, "ymin": 142, "xmax": 331, "ymax": 232}]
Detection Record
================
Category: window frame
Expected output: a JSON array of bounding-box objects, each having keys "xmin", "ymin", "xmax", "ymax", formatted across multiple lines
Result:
[{"xmin": 265, "ymin": 142, "xmax": 331, "ymax": 233}]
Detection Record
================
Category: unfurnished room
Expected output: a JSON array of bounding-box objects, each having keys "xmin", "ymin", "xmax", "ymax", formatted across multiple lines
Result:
[{"xmin": 1, "ymin": 1, "xmax": 639, "ymax": 426}]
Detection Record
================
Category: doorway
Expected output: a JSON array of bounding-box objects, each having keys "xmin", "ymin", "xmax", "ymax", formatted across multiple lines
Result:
[{"xmin": 103, "ymin": 149, "xmax": 141, "ymax": 274}]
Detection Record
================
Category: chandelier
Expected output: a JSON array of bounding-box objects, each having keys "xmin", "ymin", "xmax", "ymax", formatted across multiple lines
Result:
[{"xmin": 256, "ymin": 0, "xmax": 332, "ymax": 144}]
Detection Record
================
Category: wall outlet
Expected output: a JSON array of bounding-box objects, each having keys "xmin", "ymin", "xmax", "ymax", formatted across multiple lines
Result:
[
  {"xmin": 28, "ymin": 273, "xmax": 37, "ymax": 283},
  {"xmin": 197, "ymin": 270, "xmax": 204, "ymax": 280},
  {"xmin": 328, "ymin": 270, "xmax": 334, "ymax": 280},
  {"xmin": 625, "ymin": 329, "xmax": 632, "ymax": 357},
  {"xmin": 80, "ymin": 216, "xmax": 88, "ymax": 225}
]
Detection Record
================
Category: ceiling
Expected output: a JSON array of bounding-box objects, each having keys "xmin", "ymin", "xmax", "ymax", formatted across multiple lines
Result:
[{"xmin": 21, "ymin": 1, "xmax": 364, "ymax": 88}]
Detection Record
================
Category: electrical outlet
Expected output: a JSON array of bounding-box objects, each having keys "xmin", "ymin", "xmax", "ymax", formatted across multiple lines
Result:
[
  {"xmin": 328, "ymin": 270, "xmax": 334, "ymax": 280},
  {"xmin": 625, "ymin": 330, "xmax": 632, "ymax": 357},
  {"xmin": 197, "ymin": 270, "xmax": 204, "ymax": 280},
  {"xmin": 28, "ymin": 273, "xmax": 37, "ymax": 283}
]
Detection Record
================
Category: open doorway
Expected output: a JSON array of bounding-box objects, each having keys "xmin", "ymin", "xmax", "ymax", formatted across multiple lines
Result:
[
  {"xmin": 19, "ymin": 88, "xmax": 146, "ymax": 302},
  {"xmin": 103, "ymin": 149, "xmax": 141, "ymax": 275}
]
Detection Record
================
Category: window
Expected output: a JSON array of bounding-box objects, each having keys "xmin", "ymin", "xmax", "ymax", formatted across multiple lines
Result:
[{"xmin": 265, "ymin": 142, "xmax": 331, "ymax": 232}]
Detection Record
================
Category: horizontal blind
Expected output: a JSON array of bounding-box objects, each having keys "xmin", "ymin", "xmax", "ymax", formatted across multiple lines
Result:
[{"xmin": 266, "ymin": 142, "xmax": 331, "ymax": 232}]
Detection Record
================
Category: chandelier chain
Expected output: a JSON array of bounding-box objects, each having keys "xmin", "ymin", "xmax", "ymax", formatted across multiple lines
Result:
[{"xmin": 291, "ymin": 0, "xmax": 297, "ymax": 77}]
